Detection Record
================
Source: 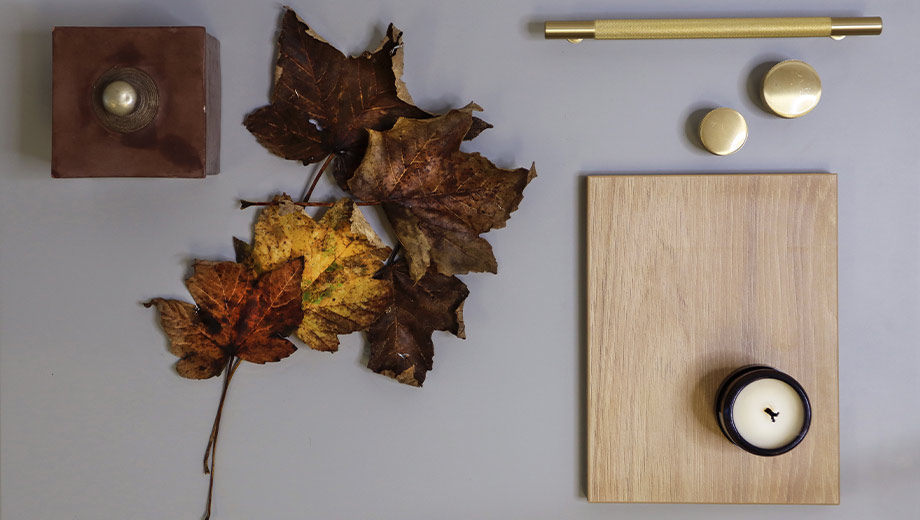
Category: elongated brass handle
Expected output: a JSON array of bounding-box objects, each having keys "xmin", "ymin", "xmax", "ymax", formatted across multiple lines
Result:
[{"xmin": 544, "ymin": 17, "xmax": 882, "ymax": 40}]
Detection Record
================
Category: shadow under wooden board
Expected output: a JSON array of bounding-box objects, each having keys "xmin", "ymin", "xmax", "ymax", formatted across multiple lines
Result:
[{"xmin": 586, "ymin": 174, "xmax": 838, "ymax": 504}]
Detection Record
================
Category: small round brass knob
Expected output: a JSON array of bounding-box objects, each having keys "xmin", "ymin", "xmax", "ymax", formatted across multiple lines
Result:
[
  {"xmin": 762, "ymin": 60, "xmax": 822, "ymax": 118},
  {"xmin": 101, "ymin": 80, "xmax": 138, "ymax": 116},
  {"xmin": 92, "ymin": 67, "xmax": 159, "ymax": 133},
  {"xmin": 699, "ymin": 108, "xmax": 748, "ymax": 156}
]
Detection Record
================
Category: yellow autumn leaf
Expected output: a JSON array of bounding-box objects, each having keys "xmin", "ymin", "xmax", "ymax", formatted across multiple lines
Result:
[{"xmin": 251, "ymin": 195, "xmax": 393, "ymax": 351}]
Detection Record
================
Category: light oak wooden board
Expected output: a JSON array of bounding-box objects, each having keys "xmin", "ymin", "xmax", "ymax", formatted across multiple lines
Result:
[{"xmin": 586, "ymin": 174, "xmax": 838, "ymax": 504}]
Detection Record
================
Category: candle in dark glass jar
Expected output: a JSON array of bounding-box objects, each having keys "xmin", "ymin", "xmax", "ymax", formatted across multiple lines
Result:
[{"xmin": 716, "ymin": 365, "xmax": 811, "ymax": 456}]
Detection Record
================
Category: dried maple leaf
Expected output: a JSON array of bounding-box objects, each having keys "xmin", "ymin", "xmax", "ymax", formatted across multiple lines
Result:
[
  {"xmin": 367, "ymin": 259, "xmax": 469, "ymax": 386},
  {"xmin": 243, "ymin": 7, "xmax": 429, "ymax": 186},
  {"xmin": 348, "ymin": 103, "xmax": 536, "ymax": 281},
  {"xmin": 250, "ymin": 195, "xmax": 393, "ymax": 352},
  {"xmin": 145, "ymin": 258, "xmax": 305, "ymax": 379}
]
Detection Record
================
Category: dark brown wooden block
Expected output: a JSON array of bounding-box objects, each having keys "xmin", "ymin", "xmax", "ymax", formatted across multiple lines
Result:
[{"xmin": 52, "ymin": 26, "xmax": 220, "ymax": 178}]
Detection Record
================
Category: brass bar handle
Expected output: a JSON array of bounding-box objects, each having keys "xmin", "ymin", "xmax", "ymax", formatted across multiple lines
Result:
[{"xmin": 544, "ymin": 17, "xmax": 882, "ymax": 40}]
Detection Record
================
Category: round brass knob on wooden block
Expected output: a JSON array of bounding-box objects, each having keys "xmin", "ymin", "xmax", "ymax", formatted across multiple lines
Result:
[
  {"xmin": 101, "ymin": 80, "xmax": 138, "ymax": 116},
  {"xmin": 699, "ymin": 108, "xmax": 748, "ymax": 156},
  {"xmin": 762, "ymin": 60, "xmax": 822, "ymax": 118},
  {"xmin": 91, "ymin": 67, "xmax": 159, "ymax": 134}
]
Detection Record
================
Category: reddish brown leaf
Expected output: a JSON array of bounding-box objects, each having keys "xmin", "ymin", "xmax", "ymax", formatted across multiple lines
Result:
[
  {"xmin": 144, "ymin": 298, "xmax": 226, "ymax": 379},
  {"xmin": 243, "ymin": 7, "xmax": 429, "ymax": 186},
  {"xmin": 366, "ymin": 259, "xmax": 469, "ymax": 386},
  {"xmin": 348, "ymin": 103, "xmax": 536, "ymax": 281},
  {"xmin": 145, "ymin": 258, "xmax": 305, "ymax": 378}
]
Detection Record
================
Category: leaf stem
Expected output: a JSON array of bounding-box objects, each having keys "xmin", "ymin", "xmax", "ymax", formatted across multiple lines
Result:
[
  {"xmin": 301, "ymin": 154, "xmax": 335, "ymax": 203},
  {"xmin": 240, "ymin": 199, "xmax": 380, "ymax": 209},
  {"xmin": 385, "ymin": 243, "xmax": 403, "ymax": 267},
  {"xmin": 202, "ymin": 356, "xmax": 242, "ymax": 520}
]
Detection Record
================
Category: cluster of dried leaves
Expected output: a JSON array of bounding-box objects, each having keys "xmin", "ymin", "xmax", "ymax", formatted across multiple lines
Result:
[
  {"xmin": 146, "ymin": 7, "xmax": 533, "ymax": 517},
  {"xmin": 150, "ymin": 7, "xmax": 534, "ymax": 388}
]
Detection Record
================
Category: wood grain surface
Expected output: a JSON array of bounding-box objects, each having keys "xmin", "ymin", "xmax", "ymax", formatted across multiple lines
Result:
[{"xmin": 586, "ymin": 174, "xmax": 838, "ymax": 504}]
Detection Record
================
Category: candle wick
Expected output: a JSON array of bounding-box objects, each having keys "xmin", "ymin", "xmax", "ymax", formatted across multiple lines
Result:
[{"xmin": 764, "ymin": 408, "xmax": 780, "ymax": 422}]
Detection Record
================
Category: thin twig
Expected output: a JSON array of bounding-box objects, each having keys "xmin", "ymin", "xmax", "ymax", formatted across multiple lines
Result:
[
  {"xmin": 301, "ymin": 154, "xmax": 335, "ymax": 202},
  {"xmin": 240, "ymin": 199, "xmax": 380, "ymax": 209},
  {"xmin": 203, "ymin": 357, "xmax": 243, "ymax": 520},
  {"xmin": 202, "ymin": 357, "xmax": 240, "ymax": 473}
]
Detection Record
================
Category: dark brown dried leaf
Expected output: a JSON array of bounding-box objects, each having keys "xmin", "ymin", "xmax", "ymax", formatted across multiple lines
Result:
[
  {"xmin": 348, "ymin": 103, "xmax": 536, "ymax": 280},
  {"xmin": 366, "ymin": 259, "xmax": 469, "ymax": 386},
  {"xmin": 243, "ymin": 7, "xmax": 429, "ymax": 186}
]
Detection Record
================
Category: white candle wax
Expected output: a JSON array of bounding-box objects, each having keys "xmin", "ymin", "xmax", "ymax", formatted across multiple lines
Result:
[{"xmin": 732, "ymin": 378, "xmax": 805, "ymax": 450}]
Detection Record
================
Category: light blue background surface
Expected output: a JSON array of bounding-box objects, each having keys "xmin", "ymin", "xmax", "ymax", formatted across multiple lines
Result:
[{"xmin": 1, "ymin": 1, "xmax": 918, "ymax": 518}]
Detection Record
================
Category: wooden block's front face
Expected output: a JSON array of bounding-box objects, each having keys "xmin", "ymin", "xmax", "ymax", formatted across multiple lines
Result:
[{"xmin": 586, "ymin": 174, "xmax": 838, "ymax": 504}]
